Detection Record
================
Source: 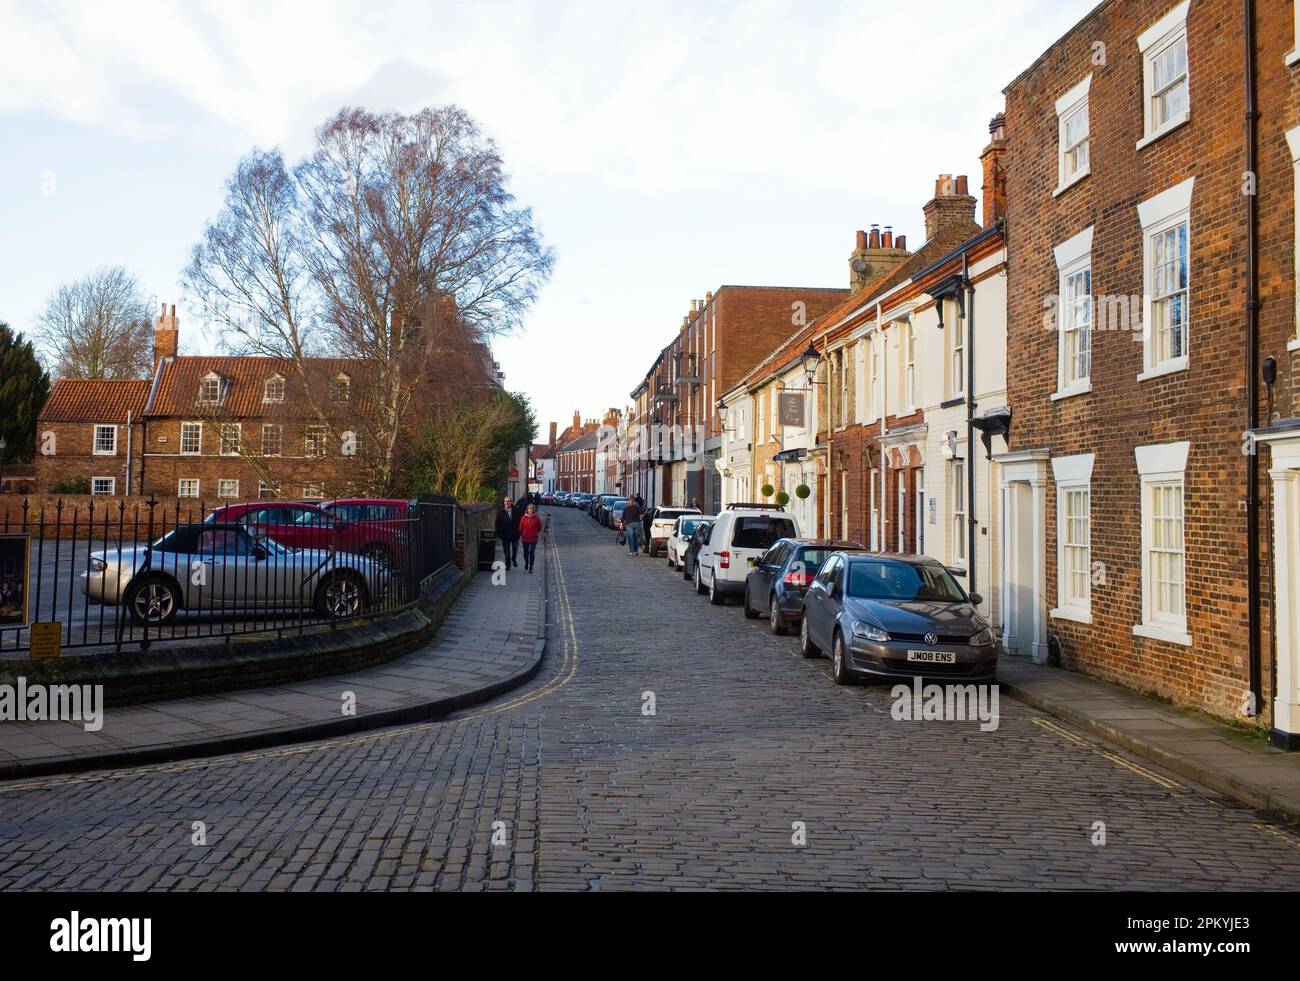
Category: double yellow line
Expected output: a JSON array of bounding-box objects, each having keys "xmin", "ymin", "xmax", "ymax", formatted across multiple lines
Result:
[{"xmin": 1030, "ymin": 717, "xmax": 1184, "ymax": 790}]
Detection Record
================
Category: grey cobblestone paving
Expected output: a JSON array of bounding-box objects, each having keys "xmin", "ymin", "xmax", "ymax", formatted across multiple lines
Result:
[{"xmin": 1, "ymin": 508, "xmax": 1299, "ymax": 890}]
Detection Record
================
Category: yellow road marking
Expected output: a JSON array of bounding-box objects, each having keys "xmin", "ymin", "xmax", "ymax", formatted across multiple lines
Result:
[{"xmin": 1031, "ymin": 717, "xmax": 1184, "ymax": 791}]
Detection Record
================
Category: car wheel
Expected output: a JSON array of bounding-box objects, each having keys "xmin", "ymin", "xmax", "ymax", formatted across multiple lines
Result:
[
  {"xmin": 743, "ymin": 583, "xmax": 759, "ymax": 618},
  {"xmin": 315, "ymin": 571, "xmax": 368, "ymax": 619},
  {"xmin": 708, "ymin": 573, "xmax": 725, "ymax": 605},
  {"xmin": 831, "ymin": 631, "xmax": 852, "ymax": 685},
  {"xmin": 361, "ymin": 542, "xmax": 392, "ymax": 568},
  {"xmin": 695, "ymin": 565, "xmax": 707, "ymax": 595},
  {"xmin": 683, "ymin": 559, "xmax": 692, "ymax": 581},
  {"xmin": 769, "ymin": 594, "xmax": 787, "ymax": 635},
  {"xmin": 125, "ymin": 574, "xmax": 181, "ymax": 627},
  {"xmin": 800, "ymin": 612, "xmax": 819, "ymax": 658}
]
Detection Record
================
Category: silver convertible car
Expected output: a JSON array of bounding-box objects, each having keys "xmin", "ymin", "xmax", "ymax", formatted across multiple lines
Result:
[
  {"xmin": 81, "ymin": 522, "xmax": 388, "ymax": 626},
  {"xmin": 799, "ymin": 552, "xmax": 997, "ymax": 684}
]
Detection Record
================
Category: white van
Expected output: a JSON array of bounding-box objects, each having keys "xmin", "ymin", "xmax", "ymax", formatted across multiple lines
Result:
[{"xmin": 694, "ymin": 504, "xmax": 799, "ymax": 606}]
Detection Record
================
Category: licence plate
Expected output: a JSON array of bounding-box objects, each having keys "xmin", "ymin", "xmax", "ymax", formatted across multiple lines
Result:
[{"xmin": 906, "ymin": 650, "xmax": 957, "ymax": 664}]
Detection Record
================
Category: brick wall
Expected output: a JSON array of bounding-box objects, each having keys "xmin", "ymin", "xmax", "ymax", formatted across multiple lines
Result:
[{"xmin": 1003, "ymin": 0, "xmax": 1297, "ymax": 721}]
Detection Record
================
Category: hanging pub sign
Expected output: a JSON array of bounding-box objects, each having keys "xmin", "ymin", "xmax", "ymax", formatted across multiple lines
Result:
[
  {"xmin": 0, "ymin": 533, "xmax": 31, "ymax": 627},
  {"xmin": 778, "ymin": 392, "xmax": 805, "ymax": 428}
]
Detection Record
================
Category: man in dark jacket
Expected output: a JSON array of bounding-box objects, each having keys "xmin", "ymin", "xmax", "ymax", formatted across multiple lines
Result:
[
  {"xmin": 496, "ymin": 496, "xmax": 521, "ymax": 568},
  {"xmin": 622, "ymin": 499, "xmax": 643, "ymax": 555}
]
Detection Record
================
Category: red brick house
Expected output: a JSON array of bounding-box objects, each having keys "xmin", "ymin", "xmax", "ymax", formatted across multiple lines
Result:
[
  {"xmin": 35, "ymin": 379, "xmax": 151, "ymax": 496},
  {"xmin": 998, "ymin": 0, "xmax": 1300, "ymax": 741}
]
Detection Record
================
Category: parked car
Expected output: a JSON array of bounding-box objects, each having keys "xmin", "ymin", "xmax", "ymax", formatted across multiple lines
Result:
[
  {"xmin": 681, "ymin": 519, "xmax": 714, "ymax": 582},
  {"xmin": 644, "ymin": 506, "xmax": 701, "ymax": 556},
  {"xmin": 317, "ymin": 498, "xmax": 414, "ymax": 567},
  {"xmin": 82, "ymin": 522, "xmax": 387, "ymax": 626},
  {"xmin": 694, "ymin": 504, "xmax": 799, "ymax": 605},
  {"xmin": 667, "ymin": 514, "xmax": 713, "ymax": 570},
  {"xmin": 606, "ymin": 498, "xmax": 630, "ymax": 530},
  {"xmin": 592, "ymin": 494, "xmax": 621, "ymax": 526},
  {"xmin": 574, "ymin": 493, "xmax": 596, "ymax": 511},
  {"xmin": 799, "ymin": 552, "xmax": 996, "ymax": 685},
  {"xmin": 743, "ymin": 538, "xmax": 865, "ymax": 634},
  {"xmin": 206, "ymin": 501, "xmax": 398, "ymax": 567}
]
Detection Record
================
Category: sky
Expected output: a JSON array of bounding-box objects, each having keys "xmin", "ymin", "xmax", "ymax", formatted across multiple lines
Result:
[{"xmin": 0, "ymin": 0, "xmax": 1098, "ymax": 436}]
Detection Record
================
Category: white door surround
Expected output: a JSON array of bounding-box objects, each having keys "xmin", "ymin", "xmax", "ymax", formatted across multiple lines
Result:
[
  {"xmin": 996, "ymin": 449, "xmax": 1051, "ymax": 664},
  {"xmin": 1255, "ymin": 425, "xmax": 1300, "ymax": 748}
]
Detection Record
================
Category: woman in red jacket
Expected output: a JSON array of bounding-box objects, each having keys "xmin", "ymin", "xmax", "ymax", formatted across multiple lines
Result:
[{"xmin": 518, "ymin": 503, "xmax": 543, "ymax": 573}]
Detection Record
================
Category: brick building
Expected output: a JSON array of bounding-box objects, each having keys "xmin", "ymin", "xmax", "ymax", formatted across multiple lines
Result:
[
  {"xmin": 627, "ymin": 285, "xmax": 849, "ymax": 510},
  {"xmin": 998, "ymin": 0, "xmax": 1300, "ymax": 741},
  {"xmin": 555, "ymin": 430, "xmax": 598, "ymax": 493},
  {"xmin": 36, "ymin": 303, "xmax": 499, "ymax": 502}
]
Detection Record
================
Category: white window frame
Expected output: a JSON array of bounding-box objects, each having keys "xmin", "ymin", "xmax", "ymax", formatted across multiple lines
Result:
[
  {"xmin": 333, "ymin": 374, "xmax": 351, "ymax": 403},
  {"xmin": 263, "ymin": 375, "xmax": 285, "ymax": 404},
  {"xmin": 303, "ymin": 482, "xmax": 324, "ymax": 499},
  {"xmin": 177, "ymin": 478, "xmax": 200, "ymax": 499},
  {"xmin": 1051, "ymin": 226, "xmax": 1094, "ymax": 399},
  {"xmin": 197, "ymin": 372, "xmax": 223, "ymax": 406},
  {"xmin": 1137, "ymin": 178, "xmax": 1194, "ymax": 380},
  {"xmin": 1136, "ymin": 1, "xmax": 1191, "ymax": 150},
  {"xmin": 258, "ymin": 481, "xmax": 279, "ymax": 499},
  {"xmin": 219, "ymin": 423, "xmax": 241, "ymax": 457},
  {"xmin": 1290, "ymin": 2, "xmax": 1300, "ymax": 66},
  {"xmin": 869, "ymin": 333, "xmax": 881, "ymax": 421},
  {"xmin": 217, "ymin": 479, "xmax": 240, "ymax": 499},
  {"xmin": 92, "ymin": 424, "xmax": 117, "ymax": 456},
  {"xmin": 902, "ymin": 319, "xmax": 916, "ymax": 412},
  {"xmin": 1054, "ymin": 74, "xmax": 1091, "ymax": 196},
  {"xmin": 261, "ymin": 423, "xmax": 282, "ymax": 457},
  {"xmin": 950, "ymin": 456, "xmax": 966, "ymax": 568},
  {"xmin": 305, "ymin": 426, "xmax": 329, "ymax": 459},
  {"xmin": 1134, "ymin": 441, "xmax": 1191, "ymax": 646},
  {"xmin": 91, "ymin": 477, "xmax": 115, "ymax": 496},
  {"xmin": 180, "ymin": 421, "xmax": 203, "ymax": 456},
  {"xmin": 950, "ymin": 301, "xmax": 966, "ymax": 399},
  {"xmin": 1050, "ymin": 454, "xmax": 1094, "ymax": 623}
]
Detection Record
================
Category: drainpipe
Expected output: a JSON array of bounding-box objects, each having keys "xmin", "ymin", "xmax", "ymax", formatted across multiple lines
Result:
[
  {"xmin": 1244, "ymin": 0, "xmax": 1263, "ymax": 713},
  {"xmin": 878, "ymin": 301, "xmax": 889, "ymax": 549},
  {"xmin": 964, "ymin": 252, "xmax": 978, "ymax": 600},
  {"xmin": 125, "ymin": 410, "xmax": 133, "ymax": 496}
]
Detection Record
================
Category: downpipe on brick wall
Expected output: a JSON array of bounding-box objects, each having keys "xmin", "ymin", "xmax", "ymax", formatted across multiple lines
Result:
[
  {"xmin": 1243, "ymin": 0, "xmax": 1263, "ymax": 722},
  {"xmin": 963, "ymin": 252, "xmax": 977, "ymax": 602}
]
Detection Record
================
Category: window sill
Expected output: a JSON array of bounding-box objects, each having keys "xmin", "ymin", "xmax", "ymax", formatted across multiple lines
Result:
[
  {"xmin": 1053, "ymin": 169, "xmax": 1089, "ymax": 198},
  {"xmin": 1050, "ymin": 606, "xmax": 1092, "ymax": 625},
  {"xmin": 1050, "ymin": 383, "xmax": 1092, "ymax": 401},
  {"xmin": 1136, "ymin": 112, "xmax": 1190, "ymax": 151},
  {"xmin": 1288, "ymin": 336, "xmax": 1300, "ymax": 353},
  {"xmin": 1288, "ymin": 49, "xmax": 1300, "ymax": 68},
  {"xmin": 1137, "ymin": 356, "xmax": 1188, "ymax": 382},
  {"xmin": 1132, "ymin": 622, "xmax": 1192, "ymax": 647},
  {"xmin": 92, "ymin": 451, "xmax": 117, "ymax": 457}
]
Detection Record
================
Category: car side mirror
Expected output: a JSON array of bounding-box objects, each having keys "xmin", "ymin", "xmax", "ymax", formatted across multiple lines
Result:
[
  {"xmin": 252, "ymin": 544, "xmax": 269, "ymax": 560},
  {"xmin": 969, "ymin": 592, "xmax": 983, "ymax": 606}
]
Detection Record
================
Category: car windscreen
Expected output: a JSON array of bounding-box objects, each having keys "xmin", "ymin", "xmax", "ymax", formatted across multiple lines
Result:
[
  {"xmin": 846, "ymin": 560, "xmax": 966, "ymax": 602},
  {"xmin": 679, "ymin": 518, "xmax": 701, "ymax": 535},
  {"xmin": 731, "ymin": 516, "xmax": 797, "ymax": 549}
]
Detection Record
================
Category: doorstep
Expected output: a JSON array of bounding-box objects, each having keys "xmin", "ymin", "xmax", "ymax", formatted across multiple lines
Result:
[{"xmin": 997, "ymin": 656, "xmax": 1300, "ymax": 823}]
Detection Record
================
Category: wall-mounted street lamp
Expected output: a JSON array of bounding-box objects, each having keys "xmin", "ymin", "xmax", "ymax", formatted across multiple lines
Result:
[{"xmin": 801, "ymin": 343, "xmax": 821, "ymax": 387}]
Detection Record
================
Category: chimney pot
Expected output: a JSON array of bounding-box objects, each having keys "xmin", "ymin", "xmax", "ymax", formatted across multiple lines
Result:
[
  {"xmin": 896, "ymin": 234, "xmax": 907, "ymax": 251},
  {"xmin": 882, "ymin": 226, "xmax": 893, "ymax": 249},
  {"xmin": 855, "ymin": 229, "xmax": 867, "ymax": 250},
  {"xmin": 868, "ymin": 227, "xmax": 881, "ymax": 249},
  {"xmin": 956, "ymin": 175, "xmax": 969, "ymax": 196}
]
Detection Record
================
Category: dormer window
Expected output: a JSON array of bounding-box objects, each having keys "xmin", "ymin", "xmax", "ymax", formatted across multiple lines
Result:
[
  {"xmin": 263, "ymin": 375, "xmax": 285, "ymax": 403},
  {"xmin": 332, "ymin": 374, "xmax": 351, "ymax": 403},
  {"xmin": 197, "ymin": 372, "xmax": 224, "ymax": 405}
]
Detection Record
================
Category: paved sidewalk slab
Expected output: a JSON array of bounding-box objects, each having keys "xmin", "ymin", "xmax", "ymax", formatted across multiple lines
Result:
[
  {"xmin": 0, "ymin": 560, "xmax": 546, "ymax": 779},
  {"xmin": 998, "ymin": 656, "xmax": 1300, "ymax": 822}
]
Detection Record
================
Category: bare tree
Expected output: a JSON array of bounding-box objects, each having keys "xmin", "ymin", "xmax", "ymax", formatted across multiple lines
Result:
[
  {"xmin": 183, "ymin": 105, "xmax": 554, "ymax": 493},
  {"xmin": 33, "ymin": 266, "xmax": 154, "ymax": 378}
]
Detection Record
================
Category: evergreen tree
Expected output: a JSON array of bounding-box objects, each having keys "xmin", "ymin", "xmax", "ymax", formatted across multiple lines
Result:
[{"xmin": 0, "ymin": 323, "xmax": 51, "ymax": 462}]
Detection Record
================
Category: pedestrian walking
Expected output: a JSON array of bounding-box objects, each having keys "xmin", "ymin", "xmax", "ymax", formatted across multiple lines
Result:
[
  {"xmin": 622, "ymin": 498, "xmax": 643, "ymax": 555},
  {"xmin": 496, "ymin": 496, "xmax": 520, "ymax": 569},
  {"xmin": 519, "ymin": 503, "xmax": 543, "ymax": 573}
]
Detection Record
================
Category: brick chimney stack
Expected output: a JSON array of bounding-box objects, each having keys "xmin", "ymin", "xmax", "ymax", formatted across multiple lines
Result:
[
  {"xmin": 922, "ymin": 174, "xmax": 978, "ymax": 241},
  {"xmin": 153, "ymin": 302, "xmax": 178, "ymax": 371},
  {"xmin": 980, "ymin": 113, "xmax": 1008, "ymax": 227},
  {"xmin": 548, "ymin": 421, "xmax": 557, "ymax": 450},
  {"xmin": 849, "ymin": 224, "xmax": 911, "ymax": 292}
]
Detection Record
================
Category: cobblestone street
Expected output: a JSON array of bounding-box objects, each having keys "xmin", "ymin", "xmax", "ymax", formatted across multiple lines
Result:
[{"xmin": 3, "ymin": 507, "xmax": 1300, "ymax": 891}]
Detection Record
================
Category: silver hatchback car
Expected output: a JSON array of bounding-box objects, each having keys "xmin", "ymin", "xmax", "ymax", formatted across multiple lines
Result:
[
  {"xmin": 799, "ymin": 552, "xmax": 996, "ymax": 684},
  {"xmin": 82, "ymin": 522, "xmax": 388, "ymax": 626}
]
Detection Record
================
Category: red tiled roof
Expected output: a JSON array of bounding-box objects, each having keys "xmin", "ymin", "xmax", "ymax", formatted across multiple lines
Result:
[
  {"xmin": 39, "ymin": 379, "xmax": 151, "ymax": 424},
  {"xmin": 145, "ymin": 356, "xmax": 365, "ymax": 418}
]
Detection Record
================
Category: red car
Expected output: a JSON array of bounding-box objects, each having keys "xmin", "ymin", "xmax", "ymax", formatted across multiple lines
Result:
[
  {"xmin": 318, "ymin": 499, "xmax": 415, "ymax": 567},
  {"xmin": 206, "ymin": 500, "xmax": 408, "ymax": 566}
]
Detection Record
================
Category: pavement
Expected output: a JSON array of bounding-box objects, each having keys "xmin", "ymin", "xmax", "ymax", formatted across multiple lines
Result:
[
  {"xmin": 0, "ymin": 555, "xmax": 545, "ymax": 777},
  {"xmin": 997, "ymin": 657, "xmax": 1300, "ymax": 823},
  {"xmin": 1, "ymin": 507, "xmax": 1299, "ymax": 891}
]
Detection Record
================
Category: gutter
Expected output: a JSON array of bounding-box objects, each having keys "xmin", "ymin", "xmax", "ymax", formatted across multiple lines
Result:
[{"xmin": 1243, "ymin": 0, "xmax": 1264, "ymax": 726}]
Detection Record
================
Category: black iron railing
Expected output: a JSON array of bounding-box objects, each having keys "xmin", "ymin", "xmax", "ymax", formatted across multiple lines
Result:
[{"xmin": 0, "ymin": 496, "xmax": 456, "ymax": 655}]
